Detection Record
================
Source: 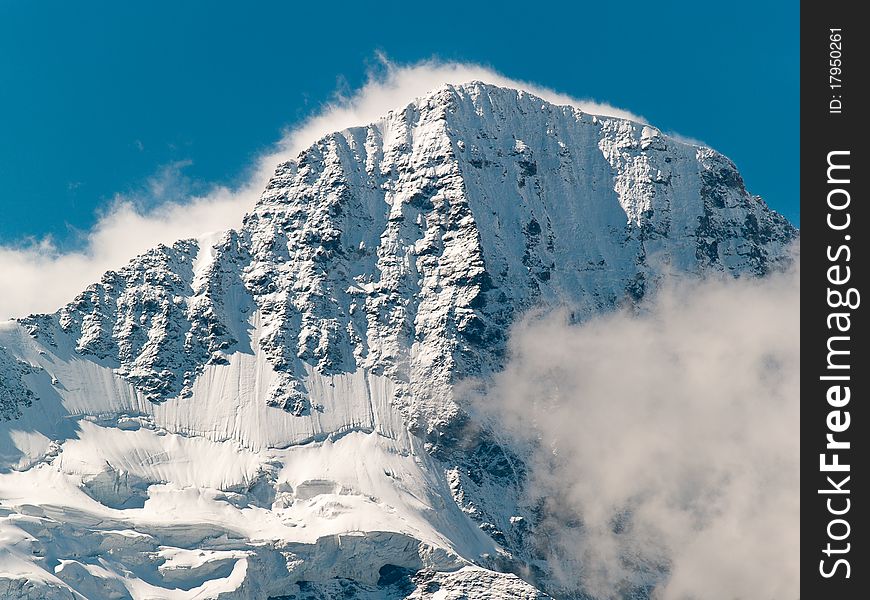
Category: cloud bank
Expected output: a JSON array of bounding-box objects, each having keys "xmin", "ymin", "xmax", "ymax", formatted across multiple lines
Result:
[
  {"xmin": 0, "ymin": 57, "xmax": 647, "ymax": 320},
  {"xmin": 471, "ymin": 256, "xmax": 799, "ymax": 600}
]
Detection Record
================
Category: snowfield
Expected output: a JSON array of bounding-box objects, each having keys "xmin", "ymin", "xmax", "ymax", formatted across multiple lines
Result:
[{"xmin": 0, "ymin": 82, "xmax": 795, "ymax": 598}]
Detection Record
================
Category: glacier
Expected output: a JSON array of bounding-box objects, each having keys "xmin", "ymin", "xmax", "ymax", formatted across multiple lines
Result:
[{"xmin": 0, "ymin": 82, "xmax": 795, "ymax": 599}]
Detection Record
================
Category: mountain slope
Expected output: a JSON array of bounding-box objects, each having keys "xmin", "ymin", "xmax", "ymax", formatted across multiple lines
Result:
[{"xmin": 0, "ymin": 82, "xmax": 795, "ymax": 599}]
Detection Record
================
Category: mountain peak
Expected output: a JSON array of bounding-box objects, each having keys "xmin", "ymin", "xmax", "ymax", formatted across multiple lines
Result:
[
  {"xmin": 0, "ymin": 84, "xmax": 795, "ymax": 598},
  {"xmin": 11, "ymin": 82, "xmax": 796, "ymax": 428}
]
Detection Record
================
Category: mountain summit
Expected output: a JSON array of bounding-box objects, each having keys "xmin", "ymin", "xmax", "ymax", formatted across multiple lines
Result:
[{"xmin": 0, "ymin": 83, "xmax": 795, "ymax": 599}]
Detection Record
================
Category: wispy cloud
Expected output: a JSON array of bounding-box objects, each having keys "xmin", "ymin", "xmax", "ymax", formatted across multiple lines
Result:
[
  {"xmin": 665, "ymin": 130, "xmax": 708, "ymax": 148},
  {"xmin": 0, "ymin": 57, "xmax": 650, "ymax": 319},
  {"xmin": 470, "ymin": 252, "xmax": 800, "ymax": 599}
]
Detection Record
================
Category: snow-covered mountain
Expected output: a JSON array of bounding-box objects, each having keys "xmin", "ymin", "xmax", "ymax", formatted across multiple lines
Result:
[{"xmin": 0, "ymin": 82, "xmax": 795, "ymax": 599}]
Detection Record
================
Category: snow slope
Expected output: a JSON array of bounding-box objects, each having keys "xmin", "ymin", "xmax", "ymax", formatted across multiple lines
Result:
[{"xmin": 0, "ymin": 82, "xmax": 795, "ymax": 599}]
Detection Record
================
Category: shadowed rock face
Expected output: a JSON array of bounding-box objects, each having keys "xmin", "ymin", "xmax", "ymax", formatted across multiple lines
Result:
[
  {"xmin": 0, "ymin": 346, "xmax": 37, "ymax": 420},
  {"xmin": 2, "ymin": 82, "xmax": 795, "ymax": 598}
]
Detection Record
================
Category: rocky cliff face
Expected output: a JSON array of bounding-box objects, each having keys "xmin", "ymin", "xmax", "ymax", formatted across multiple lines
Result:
[{"xmin": 0, "ymin": 83, "xmax": 795, "ymax": 599}]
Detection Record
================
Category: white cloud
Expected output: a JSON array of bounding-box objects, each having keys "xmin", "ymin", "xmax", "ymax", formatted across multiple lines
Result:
[
  {"xmin": 0, "ymin": 57, "xmax": 648, "ymax": 319},
  {"xmin": 665, "ymin": 130, "xmax": 708, "ymax": 148},
  {"xmin": 470, "ymin": 255, "xmax": 799, "ymax": 599},
  {"xmin": 0, "ymin": 175, "xmax": 260, "ymax": 320}
]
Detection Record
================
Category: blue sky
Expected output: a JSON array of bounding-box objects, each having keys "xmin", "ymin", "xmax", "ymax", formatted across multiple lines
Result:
[{"xmin": 0, "ymin": 0, "xmax": 798, "ymax": 250}]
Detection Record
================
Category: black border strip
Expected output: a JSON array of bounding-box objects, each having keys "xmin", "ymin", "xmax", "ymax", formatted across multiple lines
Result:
[{"xmin": 801, "ymin": 1, "xmax": 867, "ymax": 596}]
